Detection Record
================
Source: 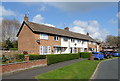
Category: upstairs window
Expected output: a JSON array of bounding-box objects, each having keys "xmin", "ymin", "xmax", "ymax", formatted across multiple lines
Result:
[
  {"xmin": 77, "ymin": 40, "xmax": 81, "ymax": 43},
  {"xmin": 63, "ymin": 37, "xmax": 68, "ymax": 41},
  {"xmin": 82, "ymin": 41, "xmax": 84, "ymax": 44},
  {"xmin": 54, "ymin": 36, "xmax": 59, "ymax": 41},
  {"xmin": 40, "ymin": 34, "xmax": 48, "ymax": 40},
  {"xmin": 71, "ymin": 39, "xmax": 75, "ymax": 42}
]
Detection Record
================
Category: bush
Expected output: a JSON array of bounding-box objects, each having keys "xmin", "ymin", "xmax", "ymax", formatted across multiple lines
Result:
[
  {"xmin": 16, "ymin": 54, "xmax": 25, "ymax": 60},
  {"xmin": 23, "ymin": 51, "xmax": 28, "ymax": 54},
  {"xmin": 3, "ymin": 38, "xmax": 13, "ymax": 49},
  {"xmin": 2, "ymin": 55, "xmax": 8, "ymax": 62},
  {"xmin": 79, "ymin": 52, "xmax": 91, "ymax": 58},
  {"xmin": 9, "ymin": 48, "xmax": 18, "ymax": 50},
  {"xmin": 47, "ymin": 53, "xmax": 79, "ymax": 65},
  {"xmin": 29, "ymin": 54, "xmax": 46, "ymax": 60}
]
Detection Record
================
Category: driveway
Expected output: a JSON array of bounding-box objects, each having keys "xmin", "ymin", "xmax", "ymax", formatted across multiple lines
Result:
[
  {"xmin": 2, "ymin": 58, "xmax": 85, "ymax": 80},
  {"xmin": 93, "ymin": 58, "xmax": 119, "ymax": 81}
]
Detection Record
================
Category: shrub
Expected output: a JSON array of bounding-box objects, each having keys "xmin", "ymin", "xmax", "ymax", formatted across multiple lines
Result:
[
  {"xmin": 23, "ymin": 51, "xmax": 28, "ymax": 54},
  {"xmin": 9, "ymin": 48, "xmax": 18, "ymax": 50},
  {"xmin": 16, "ymin": 54, "xmax": 25, "ymax": 60},
  {"xmin": 47, "ymin": 53, "xmax": 79, "ymax": 65},
  {"xmin": 29, "ymin": 54, "xmax": 46, "ymax": 60},
  {"xmin": 2, "ymin": 55, "xmax": 8, "ymax": 62},
  {"xmin": 79, "ymin": 52, "xmax": 91, "ymax": 58}
]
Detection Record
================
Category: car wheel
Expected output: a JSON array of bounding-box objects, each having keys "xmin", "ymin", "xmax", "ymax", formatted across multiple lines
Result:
[{"xmin": 107, "ymin": 56, "xmax": 109, "ymax": 59}]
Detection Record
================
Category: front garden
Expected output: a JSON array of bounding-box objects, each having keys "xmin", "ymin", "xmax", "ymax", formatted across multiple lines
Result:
[{"xmin": 1, "ymin": 52, "xmax": 90, "ymax": 65}]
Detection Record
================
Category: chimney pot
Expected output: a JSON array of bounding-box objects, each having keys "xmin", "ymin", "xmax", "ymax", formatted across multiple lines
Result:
[
  {"xmin": 24, "ymin": 14, "xmax": 28, "ymax": 22},
  {"xmin": 87, "ymin": 32, "xmax": 89, "ymax": 35},
  {"xmin": 64, "ymin": 27, "xmax": 69, "ymax": 31}
]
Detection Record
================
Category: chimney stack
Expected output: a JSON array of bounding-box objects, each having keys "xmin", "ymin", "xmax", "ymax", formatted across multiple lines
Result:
[
  {"xmin": 24, "ymin": 14, "xmax": 28, "ymax": 22},
  {"xmin": 87, "ymin": 32, "xmax": 89, "ymax": 35},
  {"xmin": 64, "ymin": 27, "xmax": 69, "ymax": 31}
]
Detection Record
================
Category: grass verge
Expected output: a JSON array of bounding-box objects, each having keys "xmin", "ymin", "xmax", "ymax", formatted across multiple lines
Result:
[
  {"xmin": 35, "ymin": 60, "xmax": 100, "ymax": 80},
  {"xmin": 35, "ymin": 57, "xmax": 118, "ymax": 80}
]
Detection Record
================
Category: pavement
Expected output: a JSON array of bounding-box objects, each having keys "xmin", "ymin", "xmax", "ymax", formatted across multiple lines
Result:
[
  {"xmin": 93, "ymin": 58, "xmax": 119, "ymax": 81},
  {"xmin": 2, "ymin": 58, "xmax": 85, "ymax": 79}
]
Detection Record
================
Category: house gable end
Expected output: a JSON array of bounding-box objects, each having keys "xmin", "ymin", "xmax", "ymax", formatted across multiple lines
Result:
[{"xmin": 16, "ymin": 21, "xmax": 34, "ymax": 37}]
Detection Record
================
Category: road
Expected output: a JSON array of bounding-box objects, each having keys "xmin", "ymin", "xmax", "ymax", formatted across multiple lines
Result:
[{"xmin": 93, "ymin": 58, "xmax": 119, "ymax": 80}]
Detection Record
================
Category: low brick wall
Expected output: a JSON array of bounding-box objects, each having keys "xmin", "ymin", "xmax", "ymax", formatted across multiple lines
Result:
[{"xmin": 1, "ymin": 59, "xmax": 47, "ymax": 75}]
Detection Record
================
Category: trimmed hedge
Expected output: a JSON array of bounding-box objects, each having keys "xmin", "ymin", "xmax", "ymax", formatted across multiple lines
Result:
[
  {"xmin": 16, "ymin": 54, "xmax": 25, "ymax": 60},
  {"xmin": 16, "ymin": 54, "xmax": 46, "ymax": 61},
  {"xmin": 29, "ymin": 54, "xmax": 46, "ymax": 60},
  {"xmin": 79, "ymin": 52, "xmax": 91, "ymax": 58},
  {"xmin": 9, "ymin": 48, "xmax": 18, "ymax": 50},
  {"xmin": 47, "ymin": 53, "xmax": 79, "ymax": 65}
]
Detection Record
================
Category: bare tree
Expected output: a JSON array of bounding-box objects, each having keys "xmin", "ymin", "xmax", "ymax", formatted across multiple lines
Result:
[
  {"xmin": 2, "ymin": 19, "xmax": 20, "ymax": 42},
  {"xmin": 105, "ymin": 35, "xmax": 119, "ymax": 47}
]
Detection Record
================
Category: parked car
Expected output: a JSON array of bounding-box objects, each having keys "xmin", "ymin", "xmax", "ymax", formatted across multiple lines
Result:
[
  {"xmin": 101, "ymin": 51, "xmax": 112, "ymax": 58},
  {"xmin": 112, "ymin": 52, "xmax": 119, "ymax": 57},
  {"xmin": 92, "ymin": 52, "xmax": 104, "ymax": 60}
]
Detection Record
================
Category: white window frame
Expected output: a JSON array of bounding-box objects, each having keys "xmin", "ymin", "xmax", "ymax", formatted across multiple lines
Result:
[
  {"xmin": 54, "ymin": 47, "xmax": 60, "ymax": 54},
  {"xmin": 63, "ymin": 37, "xmax": 68, "ymax": 41},
  {"xmin": 77, "ymin": 40, "xmax": 81, "ymax": 43},
  {"xmin": 71, "ymin": 39, "xmax": 75, "ymax": 42},
  {"xmin": 54, "ymin": 36, "xmax": 59, "ymax": 41},
  {"xmin": 40, "ymin": 46, "xmax": 51, "ymax": 55},
  {"xmin": 40, "ymin": 34, "xmax": 48, "ymax": 40}
]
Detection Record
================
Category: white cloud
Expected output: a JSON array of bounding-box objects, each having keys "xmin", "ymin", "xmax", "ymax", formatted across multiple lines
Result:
[
  {"xmin": 40, "ymin": 6, "xmax": 46, "ymax": 11},
  {"xmin": 73, "ymin": 20, "xmax": 88, "ymax": 28},
  {"xmin": 109, "ymin": 19, "xmax": 117, "ymax": 24},
  {"xmin": 0, "ymin": 5, "xmax": 15, "ymax": 16},
  {"xmin": 70, "ymin": 20, "xmax": 109, "ymax": 41},
  {"xmin": 32, "ymin": 14, "xmax": 55, "ymax": 27},
  {"xmin": 70, "ymin": 26, "xmax": 85, "ymax": 34},
  {"xmin": 32, "ymin": 14, "xmax": 44, "ymax": 23},
  {"xmin": 44, "ymin": 23, "xmax": 55, "ymax": 27}
]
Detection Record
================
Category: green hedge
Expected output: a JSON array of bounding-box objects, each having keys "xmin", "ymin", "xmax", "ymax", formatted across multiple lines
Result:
[
  {"xmin": 9, "ymin": 48, "xmax": 18, "ymax": 50},
  {"xmin": 16, "ymin": 54, "xmax": 25, "ymax": 60},
  {"xmin": 79, "ymin": 52, "xmax": 91, "ymax": 58},
  {"xmin": 16, "ymin": 54, "xmax": 46, "ymax": 60},
  {"xmin": 47, "ymin": 53, "xmax": 79, "ymax": 65},
  {"xmin": 29, "ymin": 54, "xmax": 46, "ymax": 60}
]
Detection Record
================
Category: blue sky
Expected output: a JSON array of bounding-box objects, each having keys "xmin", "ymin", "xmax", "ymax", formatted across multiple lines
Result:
[{"xmin": 1, "ymin": 2, "xmax": 119, "ymax": 41}]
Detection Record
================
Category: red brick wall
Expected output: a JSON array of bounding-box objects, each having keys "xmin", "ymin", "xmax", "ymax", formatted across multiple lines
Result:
[
  {"xmin": 35, "ymin": 34, "xmax": 61, "ymax": 54},
  {"xmin": 1, "ymin": 59, "xmax": 47, "ymax": 75},
  {"xmin": 18, "ymin": 23, "xmax": 61, "ymax": 54},
  {"xmin": 18, "ymin": 24, "xmax": 39, "ymax": 54}
]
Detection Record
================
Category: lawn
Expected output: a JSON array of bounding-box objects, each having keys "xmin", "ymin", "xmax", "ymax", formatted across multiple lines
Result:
[{"xmin": 35, "ymin": 60, "xmax": 100, "ymax": 80}]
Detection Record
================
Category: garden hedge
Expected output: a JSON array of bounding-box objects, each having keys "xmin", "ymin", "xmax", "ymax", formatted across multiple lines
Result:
[
  {"xmin": 29, "ymin": 54, "xmax": 46, "ymax": 60},
  {"xmin": 46, "ymin": 53, "xmax": 79, "ymax": 65},
  {"xmin": 16, "ymin": 54, "xmax": 25, "ymax": 60},
  {"xmin": 9, "ymin": 48, "xmax": 18, "ymax": 50},
  {"xmin": 16, "ymin": 54, "xmax": 46, "ymax": 61},
  {"xmin": 79, "ymin": 52, "xmax": 91, "ymax": 58}
]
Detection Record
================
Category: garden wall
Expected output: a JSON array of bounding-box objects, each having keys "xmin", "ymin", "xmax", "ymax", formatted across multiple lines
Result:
[{"xmin": 1, "ymin": 59, "xmax": 47, "ymax": 75}]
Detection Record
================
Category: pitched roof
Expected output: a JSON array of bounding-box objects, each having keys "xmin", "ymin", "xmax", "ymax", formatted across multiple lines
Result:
[{"xmin": 17, "ymin": 21, "xmax": 96, "ymax": 42}]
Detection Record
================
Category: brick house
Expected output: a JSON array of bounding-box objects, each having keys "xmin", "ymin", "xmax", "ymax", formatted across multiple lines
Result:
[{"xmin": 17, "ymin": 15, "xmax": 99, "ymax": 54}]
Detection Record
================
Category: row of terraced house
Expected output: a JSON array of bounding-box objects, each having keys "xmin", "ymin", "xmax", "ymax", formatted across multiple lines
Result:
[{"xmin": 17, "ymin": 15, "xmax": 101, "ymax": 55}]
